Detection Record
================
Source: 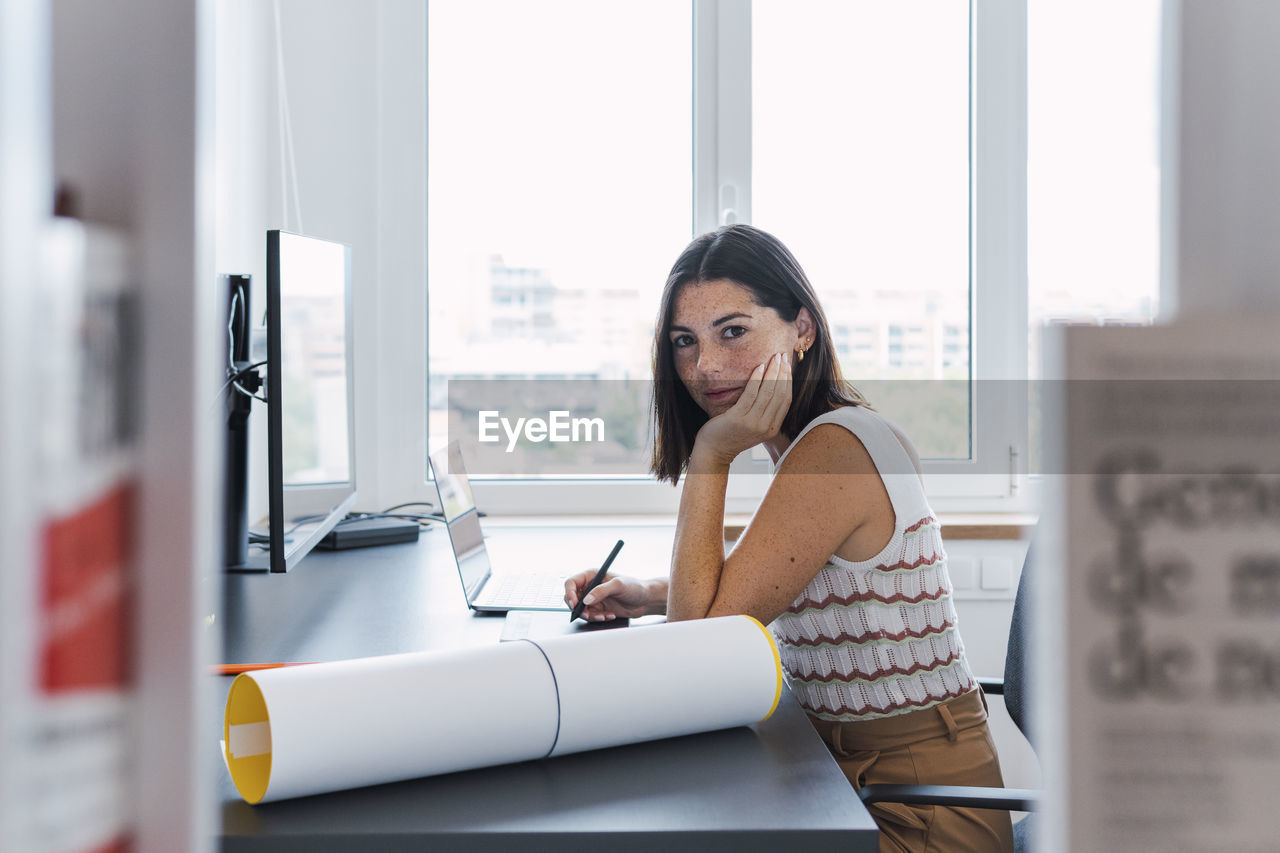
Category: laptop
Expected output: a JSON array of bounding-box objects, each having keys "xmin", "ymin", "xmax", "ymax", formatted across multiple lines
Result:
[{"xmin": 429, "ymin": 442, "xmax": 571, "ymax": 612}]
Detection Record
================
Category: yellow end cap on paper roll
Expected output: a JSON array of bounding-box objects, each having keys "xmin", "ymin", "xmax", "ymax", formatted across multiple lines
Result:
[
  {"xmin": 224, "ymin": 674, "xmax": 272, "ymax": 804},
  {"xmin": 743, "ymin": 615, "xmax": 783, "ymax": 721}
]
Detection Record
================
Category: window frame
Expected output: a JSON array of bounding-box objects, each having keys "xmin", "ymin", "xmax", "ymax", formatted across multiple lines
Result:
[{"xmin": 378, "ymin": 0, "xmax": 1031, "ymax": 516}]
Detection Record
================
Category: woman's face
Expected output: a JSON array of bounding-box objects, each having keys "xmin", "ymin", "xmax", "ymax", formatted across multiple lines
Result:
[{"xmin": 668, "ymin": 278, "xmax": 807, "ymax": 417}]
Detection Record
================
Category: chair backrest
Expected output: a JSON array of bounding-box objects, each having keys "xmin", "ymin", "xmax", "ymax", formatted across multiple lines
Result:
[{"xmin": 1003, "ymin": 540, "xmax": 1033, "ymax": 743}]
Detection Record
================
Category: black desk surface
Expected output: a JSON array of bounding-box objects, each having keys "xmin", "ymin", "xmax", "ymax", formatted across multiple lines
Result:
[{"xmin": 218, "ymin": 522, "xmax": 878, "ymax": 852}]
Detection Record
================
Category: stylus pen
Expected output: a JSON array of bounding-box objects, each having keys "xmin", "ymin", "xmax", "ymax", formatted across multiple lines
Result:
[{"xmin": 570, "ymin": 539, "xmax": 625, "ymax": 622}]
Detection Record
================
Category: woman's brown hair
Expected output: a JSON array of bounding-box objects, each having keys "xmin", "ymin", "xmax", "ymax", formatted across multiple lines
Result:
[{"xmin": 650, "ymin": 224, "xmax": 867, "ymax": 484}]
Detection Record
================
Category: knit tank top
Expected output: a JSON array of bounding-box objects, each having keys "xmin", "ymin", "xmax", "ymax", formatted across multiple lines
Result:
[{"xmin": 769, "ymin": 406, "xmax": 975, "ymax": 721}]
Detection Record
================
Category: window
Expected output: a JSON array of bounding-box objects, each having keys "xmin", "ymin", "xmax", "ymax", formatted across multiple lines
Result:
[
  {"xmin": 427, "ymin": 0, "xmax": 691, "ymax": 455},
  {"xmin": 411, "ymin": 0, "xmax": 1033, "ymax": 514},
  {"xmin": 1027, "ymin": 0, "xmax": 1161, "ymax": 370},
  {"xmin": 754, "ymin": 0, "xmax": 971, "ymax": 447},
  {"xmin": 1026, "ymin": 0, "xmax": 1163, "ymax": 471}
]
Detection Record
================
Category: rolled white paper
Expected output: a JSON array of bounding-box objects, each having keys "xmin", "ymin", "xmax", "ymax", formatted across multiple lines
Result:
[
  {"xmin": 542, "ymin": 614, "xmax": 782, "ymax": 756},
  {"xmin": 225, "ymin": 640, "xmax": 560, "ymax": 804},
  {"xmin": 224, "ymin": 615, "xmax": 782, "ymax": 804}
]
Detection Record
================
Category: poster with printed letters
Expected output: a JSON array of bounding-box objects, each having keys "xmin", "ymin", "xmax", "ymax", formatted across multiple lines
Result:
[
  {"xmin": 4, "ymin": 218, "xmax": 140, "ymax": 853},
  {"xmin": 1043, "ymin": 314, "xmax": 1280, "ymax": 853}
]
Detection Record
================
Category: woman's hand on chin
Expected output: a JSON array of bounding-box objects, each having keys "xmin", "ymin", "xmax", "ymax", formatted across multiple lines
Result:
[{"xmin": 692, "ymin": 351, "xmax": 792, "ymax": 468}]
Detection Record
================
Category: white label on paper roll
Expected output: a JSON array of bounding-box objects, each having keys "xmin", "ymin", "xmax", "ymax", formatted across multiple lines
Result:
[{"xmin": 228, "ymin": 722, "xmax": 270, "ymax": 758}]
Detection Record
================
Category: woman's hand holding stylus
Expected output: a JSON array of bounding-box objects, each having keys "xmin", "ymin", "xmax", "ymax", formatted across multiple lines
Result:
[{"xmin": 563, "ymin": 572, "xmax": 667, "ymax": 621}]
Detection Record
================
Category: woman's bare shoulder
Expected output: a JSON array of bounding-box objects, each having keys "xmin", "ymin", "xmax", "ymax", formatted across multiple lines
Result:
[
  {"xmin": 780, "ymin": 407, "xmax": 924, "ymax": 482},
  {"xmin": 776, "ymin": 420, "xmax": 879, "ymax": 477}
]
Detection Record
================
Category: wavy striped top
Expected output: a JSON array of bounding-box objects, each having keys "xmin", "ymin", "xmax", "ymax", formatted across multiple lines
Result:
[{"xmin": 769, "ymin": 407, "xmax": 975, "ymax": 721}]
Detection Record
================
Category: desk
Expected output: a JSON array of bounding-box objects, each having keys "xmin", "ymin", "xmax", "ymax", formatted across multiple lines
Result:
[{"xmin": 218, "ymin": 522, "xmax": 879, "ymax": 852}]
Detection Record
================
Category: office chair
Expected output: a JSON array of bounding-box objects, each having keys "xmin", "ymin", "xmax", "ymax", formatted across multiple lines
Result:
[{"xmin": 858, "ymin": 541, "xmax": 1041, "ymax": 852}]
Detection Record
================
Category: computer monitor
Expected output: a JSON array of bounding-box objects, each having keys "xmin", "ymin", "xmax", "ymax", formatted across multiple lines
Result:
[{"xmin": 222, "ymin": 230, "xmax": 357, "ymax": 572}]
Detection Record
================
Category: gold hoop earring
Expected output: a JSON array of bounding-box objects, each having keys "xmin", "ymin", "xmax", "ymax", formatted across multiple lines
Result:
[{"xmin": 796, "ymin": 346, "xmax": 805, "ymax": 362}]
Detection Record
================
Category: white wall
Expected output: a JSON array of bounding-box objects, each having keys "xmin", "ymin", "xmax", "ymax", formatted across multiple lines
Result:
[
  {"xmin": 214, "ymin": 1, "xmax": 272, "ymax": 290},
  {"xmin": 215, "ymin": 0, "xmax": 272, "ymax": 526},
  {"xmin": 215, "ymin": 0, "xmax": 426, "ymax": 519},
  {"xmin": 1165, "ymin": 0, "xmax": 1280, "ymax": 315}
]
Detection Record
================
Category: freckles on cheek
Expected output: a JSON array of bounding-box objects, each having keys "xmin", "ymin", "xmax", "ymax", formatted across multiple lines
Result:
[
  {"xmin": 676, "ymin": 365, "xmax": 698, "ymax": 390},
  {"xmin": 672, "ymin": 350, "xmax": 694, "ymax": 376}
]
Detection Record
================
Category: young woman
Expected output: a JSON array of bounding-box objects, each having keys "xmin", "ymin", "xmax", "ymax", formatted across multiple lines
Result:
[{"xmin": 563, "ymin": 224, "xmax": 1014, "ymax": 853}]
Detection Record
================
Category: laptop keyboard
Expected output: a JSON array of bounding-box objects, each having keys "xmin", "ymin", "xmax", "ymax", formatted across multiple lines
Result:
[{"xmin": 479, "ymin": 573, "xmax": 567, "ymax": 609}]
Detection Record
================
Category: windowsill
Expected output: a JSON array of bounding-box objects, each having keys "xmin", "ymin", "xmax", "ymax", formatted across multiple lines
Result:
[
  {"xmin": 481, "ymin": 514, "xmax": 681, "ymax": 528},
  {"xmin": 724, "ymin": 512, "xmax": 1037, "ymax": 541},
  {"xmin": 484, "ymin": 512, "xmax": 1038, "ymax": 541}
]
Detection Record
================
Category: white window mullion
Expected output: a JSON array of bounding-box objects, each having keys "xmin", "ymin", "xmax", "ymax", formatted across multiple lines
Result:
[
  {"xmin": 924, "ymin": 0, "xmax": 1030, "ymax": 508},
  {"xmin": 973, "ymin": 0, "xmax": 1028, "ymax": 386},
  {"xmin": 696, "ymin": 0, "xmax": 768, "ymax": 512},
  {"xmin": 693, "ymin": 0, "xmax": 751, "ymax": 235},
  {"xmin": 372, "ymin": 0, "xmax": 428, "ymax": 511},
  {"xmin": 692, "ymin": 0, "xmax": 718, "ymax": 234}
]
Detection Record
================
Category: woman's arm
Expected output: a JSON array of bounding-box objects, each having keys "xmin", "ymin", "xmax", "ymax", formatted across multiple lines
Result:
[
  {"xmin": 564, "ymin": 421, "xmax": 890, "ymax": 624},
  {"xmin": 669, "ymin": 422, "xmax": 891, "ymax": 626},
  {"xmin": 666, "ymin": 444, "xmax": 734, "ymax": 621},
  {"xmin": 666, "ymin": 353, "xmax": 791, "ymax": 621}
]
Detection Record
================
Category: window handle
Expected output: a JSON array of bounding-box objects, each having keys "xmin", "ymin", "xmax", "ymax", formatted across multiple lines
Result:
[{"xmin": 719, "ymin": 184, "xmax": 738, "ymax": 225}]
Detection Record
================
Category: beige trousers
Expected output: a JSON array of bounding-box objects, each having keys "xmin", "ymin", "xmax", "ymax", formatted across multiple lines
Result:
[{"xmin": 808, "ymin": 689, "xmax": 1015, "ymax": 853}]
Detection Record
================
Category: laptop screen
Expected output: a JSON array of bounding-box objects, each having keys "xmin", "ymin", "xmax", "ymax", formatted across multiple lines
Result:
[
  {"xmin": 431, "ymin": 442, "xmax": 476, "ymax": 522},
  {"xmin": 429, "ymin": 443, "xmax": 490, "ymax": 600}
]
